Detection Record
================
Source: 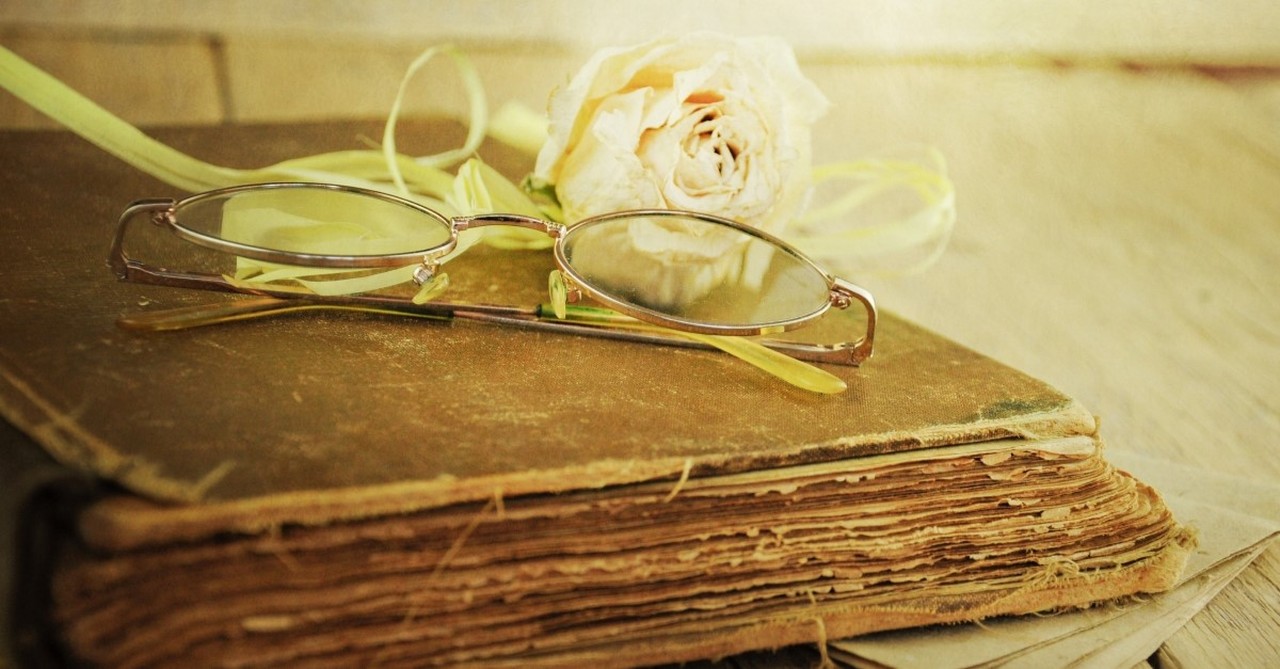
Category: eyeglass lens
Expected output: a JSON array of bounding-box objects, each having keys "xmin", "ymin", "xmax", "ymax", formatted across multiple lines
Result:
[
  {"xmin": 175, "ymin": 187, "xmax": 454, "ymax": 256},
  {"xmin": 561, "ymin": 214, "xmax": 832, "ymax": 329}
]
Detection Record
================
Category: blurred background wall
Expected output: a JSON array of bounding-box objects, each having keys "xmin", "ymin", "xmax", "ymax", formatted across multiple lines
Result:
[{"xmin": 3, "ymin": 0, "xmax": 1278, "ymax": 134}]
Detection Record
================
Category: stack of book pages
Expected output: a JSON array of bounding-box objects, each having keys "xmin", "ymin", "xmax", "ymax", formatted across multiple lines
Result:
[
  {"xmin": 0, "ymin": 123, "xmax": 1191, "ymax": 667},
  {"xmin": 52, "ymin": 432, "xmax": 1188, "ymax": 667}
]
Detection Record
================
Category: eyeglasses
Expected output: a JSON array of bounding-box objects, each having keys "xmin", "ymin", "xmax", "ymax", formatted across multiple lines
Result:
[{"xmin": 109, "ymin": 182, "xmax": 876, "ymax": 366}]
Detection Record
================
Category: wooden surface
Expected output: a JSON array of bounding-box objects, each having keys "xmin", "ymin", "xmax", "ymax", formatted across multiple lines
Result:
[
  {"xmin": 828, "ymin": 63, "xmax": 1280, "ymax": 669},
  {"xmin": 1, "ymin": 12, "xmax": 1278, "ymax": 667}
]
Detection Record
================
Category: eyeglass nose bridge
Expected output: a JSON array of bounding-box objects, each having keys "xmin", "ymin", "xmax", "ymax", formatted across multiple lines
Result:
[{"xmin": 453, "ymin": 213, "xmax": 567, "ymax": 239}]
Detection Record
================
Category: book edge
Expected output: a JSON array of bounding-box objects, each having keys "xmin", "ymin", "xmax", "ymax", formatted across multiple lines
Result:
[{"xmin": 80, "ymin": 416, "xmax": 1097, "ymax": 552}]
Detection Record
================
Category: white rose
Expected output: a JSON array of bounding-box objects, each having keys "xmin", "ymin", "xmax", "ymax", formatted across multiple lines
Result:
[
  {"xmin": 536, "ymin": 32, "xmax": 829, "ymax": 233},
  {"xmin": 535, "ymin": 33, "xmax": 830, "ymax": 309}
]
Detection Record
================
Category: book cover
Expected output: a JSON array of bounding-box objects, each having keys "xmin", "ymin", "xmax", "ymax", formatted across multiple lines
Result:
[{"xmin": 0, "ymin": 122, "xmax": 1190, "ymax": 667}]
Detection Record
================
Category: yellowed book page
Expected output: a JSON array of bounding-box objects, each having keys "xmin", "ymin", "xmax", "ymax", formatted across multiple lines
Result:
[{"xmin": 831, "ymin": 459, "xmax": 1280, "ymax": 668}]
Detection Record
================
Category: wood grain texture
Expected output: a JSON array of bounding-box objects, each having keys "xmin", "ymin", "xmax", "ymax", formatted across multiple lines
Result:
[{"xmin": 1158, "ymin": 542, "xmax": 1280, "ymax": 667}]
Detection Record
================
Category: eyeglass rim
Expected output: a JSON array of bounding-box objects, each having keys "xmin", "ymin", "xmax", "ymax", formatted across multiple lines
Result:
[
  {"xmin": 552, "ymin": 209, "xmax": 840, "ymax": 337},
  {"xmin": 162, "ymin": 181, "xmax": 459, "ymax": 268}
]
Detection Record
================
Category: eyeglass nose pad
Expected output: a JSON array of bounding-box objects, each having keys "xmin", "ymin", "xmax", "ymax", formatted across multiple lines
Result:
[
  {"xmin": 547, "ymin": 270, "xmax": 581, "ymax": 320},
  {"xmin": 412, "ymin": 273, "xmax": 450, "ymax": 304}
]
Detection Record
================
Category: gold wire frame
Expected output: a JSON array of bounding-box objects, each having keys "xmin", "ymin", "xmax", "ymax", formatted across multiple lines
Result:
[{"xmin": 108, "ymin": 182, "xmax": 876, "ymax": 365}]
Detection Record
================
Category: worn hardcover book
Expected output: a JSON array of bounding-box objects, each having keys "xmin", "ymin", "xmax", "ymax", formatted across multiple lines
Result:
[{"xmin": 0, "ymin": 122, "xmax": 1191, "ymax": 667}]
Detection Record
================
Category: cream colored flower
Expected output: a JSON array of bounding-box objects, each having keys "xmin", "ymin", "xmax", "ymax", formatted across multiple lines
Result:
[
  {"xmin": 535, "ymin": 33, "xmax": 829, "ymax": 308},
  {"xmin": 536, "ymin": 32, "xmax": 828, "ymax": 232}
]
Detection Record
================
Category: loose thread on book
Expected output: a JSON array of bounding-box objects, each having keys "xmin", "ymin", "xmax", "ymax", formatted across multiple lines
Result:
[
  {"xmin": 663, "ymin": 458, "xmax": 694, "ymax": 503},
  {"xmin": 493, "ymin": 486, "xmax": 507, "ymax": 520},
  {"xmin": 428, "ymin": 490, "xmax": 504, "ymax": 583},
  {"xmin": 189, "ymin": 459, "xmax": 237, "ymax": 500},
  {"xmin": 807, "ymin": 590, "xmax": 836, "ymax": 669},
  {"xmin": 262, "ymin": 522, "xmax": 302, "ymax": 573},
  {"xmin": 965, "ymin": 554, "xmax": 1092, "ymax": 622},
  {"xmin": 371, "ymin": 490, "xmax": 505, "ymax": 667}
]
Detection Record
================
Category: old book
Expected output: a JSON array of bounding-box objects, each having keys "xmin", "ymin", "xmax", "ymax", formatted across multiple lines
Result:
[{"xmin": 0, "ymin": 122, "xmax": 1191, "ymax": 667}]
